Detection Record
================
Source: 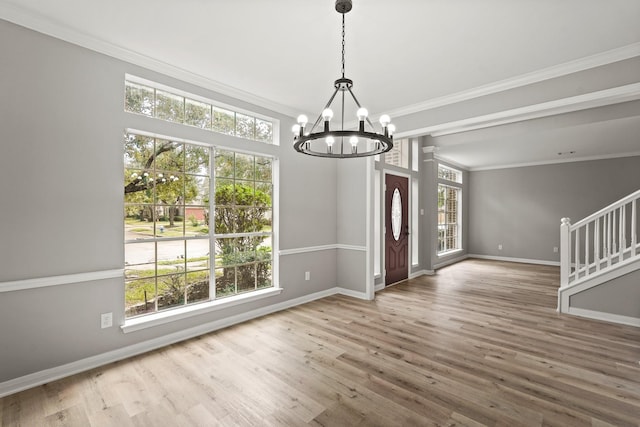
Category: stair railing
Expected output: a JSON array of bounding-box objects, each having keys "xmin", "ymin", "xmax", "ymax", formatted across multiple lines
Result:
[{"xmin": 560, "ymin": 189, "xmax": 640, "ymax": 288}]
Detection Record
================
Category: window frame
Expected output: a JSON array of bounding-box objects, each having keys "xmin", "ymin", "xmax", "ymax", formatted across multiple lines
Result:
[
  {"xmin": 437, "ymin": 164, "xmax": 463, "ymax": 256},
  {"xmin": 125, "ymin": 75, "xmax": 279, "ymax": 145},
  {"xmin": 211, "ymin": 148, "xmax": 275, "ymax": 299},
  {"xmin": 437, "ymin": 164, "xmax": 462, "ymax": 183},
  {"xmin": 384, "ymin": 138, "xmax": 410, "ymax": 169},
  {"xmin": 124, "ymin": 133, "xmax": 213, "ymax": 317},
  {"xmin": 123, "ymin": 129, "xmax": 280, "ymax": 332}
]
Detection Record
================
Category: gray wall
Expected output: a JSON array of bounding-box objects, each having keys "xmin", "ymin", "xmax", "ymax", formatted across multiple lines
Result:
[
  {"xmin": 0, "ymin": 19, "xmax": 342, "ymax": 383},
  {"xmin": 570, "ymin": 268, "xmax": 640, "ymax": 318},
  {"xmin": 336, "ymin": 159, "xmax": 369, "ymax": 292},
  {"xmin": 468, "ymin": 156, "xmax": 640, "ymax": 262}
]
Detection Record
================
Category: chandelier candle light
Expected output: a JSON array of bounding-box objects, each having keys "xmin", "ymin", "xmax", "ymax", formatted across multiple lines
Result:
[{"xmin": 293, "ymin": 0, "xmax": 395, "ymax": 158}]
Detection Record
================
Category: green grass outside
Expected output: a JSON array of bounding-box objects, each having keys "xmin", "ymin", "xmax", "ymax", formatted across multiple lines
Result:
[{"xmin": 125, "ymin": 268, "xmax": 210, "ymax": 305}]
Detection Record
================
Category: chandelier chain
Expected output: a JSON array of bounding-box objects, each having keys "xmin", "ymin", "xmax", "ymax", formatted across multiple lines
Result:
[{"xmin": 341, "ymin": 14, "xmax": 345, "ymax": 78}]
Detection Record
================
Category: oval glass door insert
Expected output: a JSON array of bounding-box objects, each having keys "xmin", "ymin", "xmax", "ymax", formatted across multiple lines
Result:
[{"xmin": 391, "ymin": 188, "xmax": 402, "ymax": 241}]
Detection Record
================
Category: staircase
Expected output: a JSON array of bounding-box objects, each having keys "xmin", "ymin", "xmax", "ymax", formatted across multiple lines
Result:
[{"xmin": 558, "ymin": 189, "xmax": 640, "ymax": 326}]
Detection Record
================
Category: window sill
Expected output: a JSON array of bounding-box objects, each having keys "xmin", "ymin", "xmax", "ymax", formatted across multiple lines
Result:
[
  {"xmin": 121, "ymin": 287, "xmax": 283, "ymax": 333},
  {"xmin": 437, "ymin": 248, "xmax": 464, "ymax": 258}
]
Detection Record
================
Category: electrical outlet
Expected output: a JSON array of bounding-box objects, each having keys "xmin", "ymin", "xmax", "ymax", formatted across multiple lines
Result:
[
  {"xmin": 101, "ymin": 312, "xmax": 113, "ymax": 329},
  {"xmin": 305, "ymin": 271, "xmax": 310, "ymax": 281},
  {"xmin": 553, "ymin": 246, "xmax": 559, "ymax": 253},
  {"xmin": 498, "ymin": 244, "xmax": 503, "ymax": 250}
]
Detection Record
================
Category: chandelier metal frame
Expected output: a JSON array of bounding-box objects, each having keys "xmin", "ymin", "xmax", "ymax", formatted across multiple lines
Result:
[{"xmin": 293, "ymin": 0, "xmax": 395, "ymax": 158}]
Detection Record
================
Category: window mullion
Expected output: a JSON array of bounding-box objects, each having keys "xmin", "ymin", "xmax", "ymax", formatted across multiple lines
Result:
[{"xmin": 209, "ymin": 148, "xmax": 216, "ymax": 301}]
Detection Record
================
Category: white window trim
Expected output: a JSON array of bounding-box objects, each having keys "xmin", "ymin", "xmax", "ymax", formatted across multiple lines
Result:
[
  {"xmin": 384, "ymin": 138, "xmax": 410, "ymax": 169},
  {"xmin": 437, "ymin": 183, "xmax": 462, "ymax": 255},
  {"xmin": 125, "ymin": 74, "xmax": 280, "ymax": 145},
  {"xmin": 121, "ymin": 287, "xmax": 283, "ymax": 333},
  {"xmin": 123, "ymin": 130, "xmax": 279, "ymax": 322},
  {"xmin": 438, "ymin": 163, "xmax": 463, "ymax": 184}
]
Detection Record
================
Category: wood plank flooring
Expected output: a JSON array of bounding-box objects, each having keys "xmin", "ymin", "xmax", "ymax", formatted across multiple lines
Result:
[{"xmin": 2, "ymin": 259, "xmax": 639, "ymax": 426}]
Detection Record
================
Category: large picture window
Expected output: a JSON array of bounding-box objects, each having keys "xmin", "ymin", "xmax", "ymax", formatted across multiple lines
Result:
[{"xmin": 124, "ymin": 132, "xmax": 274, "ymax": 318}]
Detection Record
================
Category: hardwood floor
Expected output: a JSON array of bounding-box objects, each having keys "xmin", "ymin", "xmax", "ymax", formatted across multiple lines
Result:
[{"xmin": 2, "ymin": 259, "xmax": 639, "ymax": 426}]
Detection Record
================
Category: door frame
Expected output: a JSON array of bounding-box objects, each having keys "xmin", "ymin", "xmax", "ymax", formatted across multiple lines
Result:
[{"xmin": 382, "ymin": 169, "xmax": 413, "ymax": 287}]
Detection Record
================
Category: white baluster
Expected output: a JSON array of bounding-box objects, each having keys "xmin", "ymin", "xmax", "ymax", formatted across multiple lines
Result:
[
  {"xmin": 595, "ymin": 217, "xmax": 601, "ymax": 271},
  {"xmin": 613, "ymin": 209, "xmax": 618, "ymax": 257},
  {"xmin": 616, "ymin": 209, "xmax": 620, "ymax": 256},
  {"xmin": 632, "ymin": 199, "xmax": 637, "ymax": 257},
  {"xmin": 560, "ymin": 218, "xmax": 571, "ymax": 287},
  {"xmin": 575, "ymin": 227, "xmax": 580, "ymax": 278},
  {"xmin": 607, "ymin": 212, "xmax": 612, "ymax": 267},
  {"xmin": 619, "ymin": 206, "xmax": 625, "ymax": 263},
  {"xmin": 602, "ymin": 214, "xmax": 607, "ymax": 262},
  {"xmin": 585, "ymin": 222, "xmax": 590, "ymax": 277}
]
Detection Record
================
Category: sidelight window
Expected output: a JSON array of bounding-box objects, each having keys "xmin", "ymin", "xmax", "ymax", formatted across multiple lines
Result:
[{"xmin": 437, "ymin": 164, "xmax": 462, "ymax": 254}]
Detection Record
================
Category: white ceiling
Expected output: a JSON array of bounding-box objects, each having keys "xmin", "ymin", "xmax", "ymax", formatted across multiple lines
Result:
[{"xmin": 1, "ymin": 0, "xmax": 640, "ymax": 169}]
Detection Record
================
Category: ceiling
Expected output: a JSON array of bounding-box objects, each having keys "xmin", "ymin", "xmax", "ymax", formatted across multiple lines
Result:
[{"xmin": 1, "ymin": 0, "xmax": 639, "ymax": 169}]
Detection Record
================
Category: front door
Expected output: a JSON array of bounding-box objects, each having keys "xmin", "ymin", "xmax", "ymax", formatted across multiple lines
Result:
[{"xmin": 385, "ymin": 174, "xmax": 409, "ymax": 285}]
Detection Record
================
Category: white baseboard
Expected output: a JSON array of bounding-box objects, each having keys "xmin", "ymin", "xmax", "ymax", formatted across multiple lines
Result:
[
  {"xmin": 468, "ymin": 254, "xmax": 560, "ymax": 267},
  {"xmin": 566, "ymin": 307, "xmax": 640, "ymax": 327},
  {"xmin": 373, "ymin": 270, "xmax": 434, "ymax": 292},
  {"xmin": 0, "ymin": 286, "xmax": 356, "ymax": 398},
  {"xmin": 434, "ymin": 254, "xmax": 470, "ymax": 269},
  {"xmin": 410, "ymin": 269, "xmax": 435, "ymax": 278},
  {"xmin": 335, "ymin": 287, "xmax": 370, "ymax": 300}
]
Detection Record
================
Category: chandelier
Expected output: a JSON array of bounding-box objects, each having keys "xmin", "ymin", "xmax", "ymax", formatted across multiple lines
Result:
[{"xmin": 293, "ymin": 0, "xmax": 395, "ymax": 158}]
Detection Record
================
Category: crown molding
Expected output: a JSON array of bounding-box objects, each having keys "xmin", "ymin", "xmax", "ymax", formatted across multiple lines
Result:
[
  {"xmin": 463, "ymin": 150, "xmax": 640, "ymax": 172},
  {"xmin": 386, "ymin": 42, "xmax": 640, "ymax": 119},
  {"xmin": 406, "ymin": 83, "xmax": 640, "ymax": 139},
  {"xmin": 434, "ymin": 155, "xmax": 470, "ymax": 172},
  {"xmin": 0, "ymin": 4, "xmax": 300, "ymax": 118}
]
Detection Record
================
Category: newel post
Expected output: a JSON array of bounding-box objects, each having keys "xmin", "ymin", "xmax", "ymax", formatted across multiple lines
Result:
[{"xmin": 560, "ymin": 217, "xmax": 571, "ymax": 288}]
